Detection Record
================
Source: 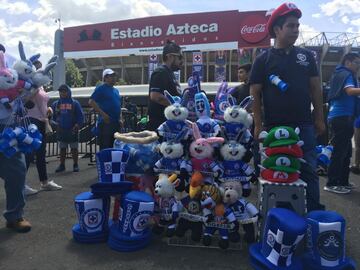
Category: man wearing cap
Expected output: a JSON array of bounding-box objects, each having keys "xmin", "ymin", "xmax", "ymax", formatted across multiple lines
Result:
[
  {"xmin": 89, "ymin": 68, "xmax": 122, "ymax": 150},
  {"xmin": 148, "ymin": 41, "xmax": 183, "ymax": 131},
  {"xmin": 250, "ymin": 3, "xmax": 325, "ymax": 211}
]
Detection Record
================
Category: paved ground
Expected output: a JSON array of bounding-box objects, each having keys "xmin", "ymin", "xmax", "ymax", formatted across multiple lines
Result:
[{"xmin": 0, "ymin": 155, "xmax": 359, "ymax": 270}]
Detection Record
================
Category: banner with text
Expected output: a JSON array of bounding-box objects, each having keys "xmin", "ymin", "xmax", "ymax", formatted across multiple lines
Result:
[{"xmin": 63, "ymin": 10, "xmax": 270, "ymax": 58}]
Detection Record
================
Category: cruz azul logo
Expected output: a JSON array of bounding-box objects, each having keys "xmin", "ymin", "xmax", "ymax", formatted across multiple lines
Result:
[
  {"xmin": 81, "ymin": 208, "xmax": 104, "ymax": 230},
  {"xmin": 130, "ymin": 211, "xmax": 152, "ymax": 233},
  {"xmin": 317, "ymin": 230, "xmax": 343, "ymax": 261}
]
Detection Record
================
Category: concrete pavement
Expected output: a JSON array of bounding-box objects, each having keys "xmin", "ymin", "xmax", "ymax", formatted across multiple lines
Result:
[{"xmin": 0, "ymin": 155, "xmax": 359, "ymax": 270}]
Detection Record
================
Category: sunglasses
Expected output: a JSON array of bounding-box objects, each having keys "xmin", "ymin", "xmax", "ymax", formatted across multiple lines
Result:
[{"xmin": 168, "ymin": 53, "xmax": 183, "ymax": 60}]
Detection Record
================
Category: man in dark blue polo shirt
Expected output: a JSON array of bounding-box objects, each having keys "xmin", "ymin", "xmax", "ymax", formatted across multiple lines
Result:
[
  {"xmin": 89, "ymin": 68, "xmax": 122, "ymax": 150},
  {"xmin": 250, "ymin": 3, "xmax": 325, "ymax": 211}
]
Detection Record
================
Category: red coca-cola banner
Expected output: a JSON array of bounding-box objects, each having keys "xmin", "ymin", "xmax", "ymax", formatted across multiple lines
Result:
[{"xmin": 64, "ymin": 10, "xmax": 269, "ymax": 58}]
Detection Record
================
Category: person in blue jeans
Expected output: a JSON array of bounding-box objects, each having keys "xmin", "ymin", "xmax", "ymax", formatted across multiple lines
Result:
[
  {"xmin": 0, "ymin": 110, "xmax": 31, "ymax": 232},
  {"xmin": 249, "ymin": 3, "xmax": 326, "ymax": 211},
  {"xmin": 0, "ymin": 43, "xmax": 31, "ymax": 232},
  {"xmin": 89, "ymin": 68, "xmax": 122, "ymax": 150},
  {"xmin": 325, "ymin": 53, "xmax": 360, "ymax": 194}
]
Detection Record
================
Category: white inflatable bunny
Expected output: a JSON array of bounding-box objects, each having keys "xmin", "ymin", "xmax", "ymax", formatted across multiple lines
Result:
[
  {"xmin": 32, "ymin": 55, "xmax": 58, "ymax": 87},
  {"xmin": 13, "ymin": 41, "xmax": 36, "ymax": 82}
]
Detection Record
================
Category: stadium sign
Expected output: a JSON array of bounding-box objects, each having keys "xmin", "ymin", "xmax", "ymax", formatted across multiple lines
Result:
[{"xmin": 64, "ymin": 10, "xmax": 269, "ymax": 58}]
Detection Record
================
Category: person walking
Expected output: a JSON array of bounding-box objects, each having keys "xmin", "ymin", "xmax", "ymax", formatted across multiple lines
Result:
[
  {"xmin": 324, "ymin": 53, "xmax": 360, "ymax": 194},
  {"xmin": 25, "ymin": 60, "xmax": 62, "ymax": 195}
]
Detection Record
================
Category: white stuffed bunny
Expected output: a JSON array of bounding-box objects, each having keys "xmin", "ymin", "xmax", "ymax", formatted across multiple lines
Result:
[
  {"xmin": 223, "ymin": 95, "xmax": 254, "ymax": 162},
  {"xmin": 220, "ymin": 141, "xmax": 257, "ymax": 197},
  {"xmin": 157, "ymin": 90, "xmax": 191, "ymax": 142}
]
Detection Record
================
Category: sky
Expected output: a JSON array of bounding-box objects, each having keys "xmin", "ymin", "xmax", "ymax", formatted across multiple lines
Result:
[{"xmin": 0, "ymin": 0, "xmax": 359, "ymax": 63}]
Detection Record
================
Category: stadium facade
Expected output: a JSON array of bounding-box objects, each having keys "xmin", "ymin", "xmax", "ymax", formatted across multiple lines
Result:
[{"xmin": 53, "ymin": 10, "xmax": 360, "ymax": 90}]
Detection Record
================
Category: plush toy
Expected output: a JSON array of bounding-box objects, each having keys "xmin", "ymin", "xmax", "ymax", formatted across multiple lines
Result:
[
  {"xmin": 220, "ymin": 141, "xmax": 257, "ymax": 197},
  {"xmin": 31, "ymin": 55, "xmax": 58, "ymax": 87},
  {"xmin": 0, "ymin": 51, "xmax": 33, "ymax": 110},
  {"xmin": 213, "ymin": 81, "xmax": 236, "ymax": 122},
  {"xmin": 153, "ymin": 174, "xmax": 180, "ymax": 237},
  {"xmin": 200, "ymin": 184, "xmax": 237, "ymax": 249},
  {"xmin": 154, "ymin": 141, "xmax": 186, "ymax": 173},
  {"xmin": 157, "ymin": 91, "xmax": 191, "ymax": 142},
  {"xmin": 194, "ymin": 92, "xmax": 221, "ymax": 138},
  {"xmin": 186, "ymin": 123, "xmax": 224, "ymax": 186},
  {"xmin": 12, "ymin": 41, "xmax": 36, "ymax": 83},
  {"xmin": 222, "ymin": 95, "xmax": 253, "ymax": 161},
  {"xmin": 175, "ymin": 193, "xmax": 206, "ymax": 242},
  {"xmin": 221, "ymin": 180, "xmax": 258, "ymax": 244},
  {"xmin": 154, "ymin": 140, "xmax": 188, "ymax": 191},
  {"xmin": 181, "ymin": 71, "xmax": 201, "ymax": 122}
]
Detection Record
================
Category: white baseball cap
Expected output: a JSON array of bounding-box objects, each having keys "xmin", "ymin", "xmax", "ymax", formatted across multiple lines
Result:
[{"xmin": 102, "ymin": 68, "xmax": 115, "ymax": 78}]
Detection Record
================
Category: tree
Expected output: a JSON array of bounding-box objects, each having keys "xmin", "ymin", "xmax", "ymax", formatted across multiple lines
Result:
[{"xmin": 65, "ymin": 59, "xmax": 84, "ymax": 87}]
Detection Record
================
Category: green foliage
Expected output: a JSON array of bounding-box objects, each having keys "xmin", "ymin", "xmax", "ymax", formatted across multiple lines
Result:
[
  {"xmin": 117, "ymin": 78, "xmax": 127, "ymax": 85},
  {"xmin": 65, "ymin": 59, "xmax": 84, "ymax": 87}
]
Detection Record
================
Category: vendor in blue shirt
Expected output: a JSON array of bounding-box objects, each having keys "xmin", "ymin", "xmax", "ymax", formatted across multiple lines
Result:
[
  {"xmin": 89, "ymin": 68, "xmax": 122, "ymax": 150},
  {"xmin": 325, "ymin": 53, "xmax": 360, "ymax": 194}
]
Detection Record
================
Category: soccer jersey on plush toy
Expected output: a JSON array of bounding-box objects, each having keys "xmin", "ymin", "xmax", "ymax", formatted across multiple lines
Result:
[
  {"xmin": 204, "ymin": 207, "xmax": 237, "ymax": 238},
  {"xmin": 227, "ymin": 198, "xmax": 258, "ymax": 222},
  {"xmin": 196, "ymin": 117, "xmax": 221, "ymax": 138},
  {"xmin": 0, "ymin": 80, "xmax": 33, "ymax": 105},
  {"xmin": 179, "ymin": 196, "xmax": 203, "ymax": 220},
  {"xmin": 222, "ymin": 160, "xmax": 254, "ymax": 181},
  {"xmin": 186, "ymin": 157, "xmax": 222, "ymax": 184},
  {"xmin": 224, "ymin": 123, "xmax": 253, "ymax": 147},
  {"xmin": 157, "ymin": 120, "xmax": 190, "ymax": 142},
  {"xmin": 156, "ymin": 196, "xmax": 179, "ymax": 223},
  {"xmin": 154, "ymin": 157, "xmax": 187, "ymax": 173}
]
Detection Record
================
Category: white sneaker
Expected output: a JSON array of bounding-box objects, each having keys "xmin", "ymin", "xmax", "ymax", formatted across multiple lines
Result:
[
  {"xmin": 41, "ymin": 181, "xmax": 62, "ymax": 191},
  {"xmin": 24, "ymin": 185, "xmax": 39, "ymax": 196}
]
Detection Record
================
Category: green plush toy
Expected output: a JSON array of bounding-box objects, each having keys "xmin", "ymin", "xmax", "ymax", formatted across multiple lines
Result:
[
  {"xmin": 262, "ymin": 154, "xmax": 301, "ymax": 173},
  {"xmin": 262, "ymin": 126, "xmax": 303, "ymax": 148}
]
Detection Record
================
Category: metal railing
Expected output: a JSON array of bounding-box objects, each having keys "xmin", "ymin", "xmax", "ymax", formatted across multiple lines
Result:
[{"xmin": 45, "ymin": 106, "xmax": 145, "ymax": 162}]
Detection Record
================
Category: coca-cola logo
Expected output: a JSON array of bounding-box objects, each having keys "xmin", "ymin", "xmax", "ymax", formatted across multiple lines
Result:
[{"xmin": 240, "ymin": 14, "xmax": 268, "ymax": 43}]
